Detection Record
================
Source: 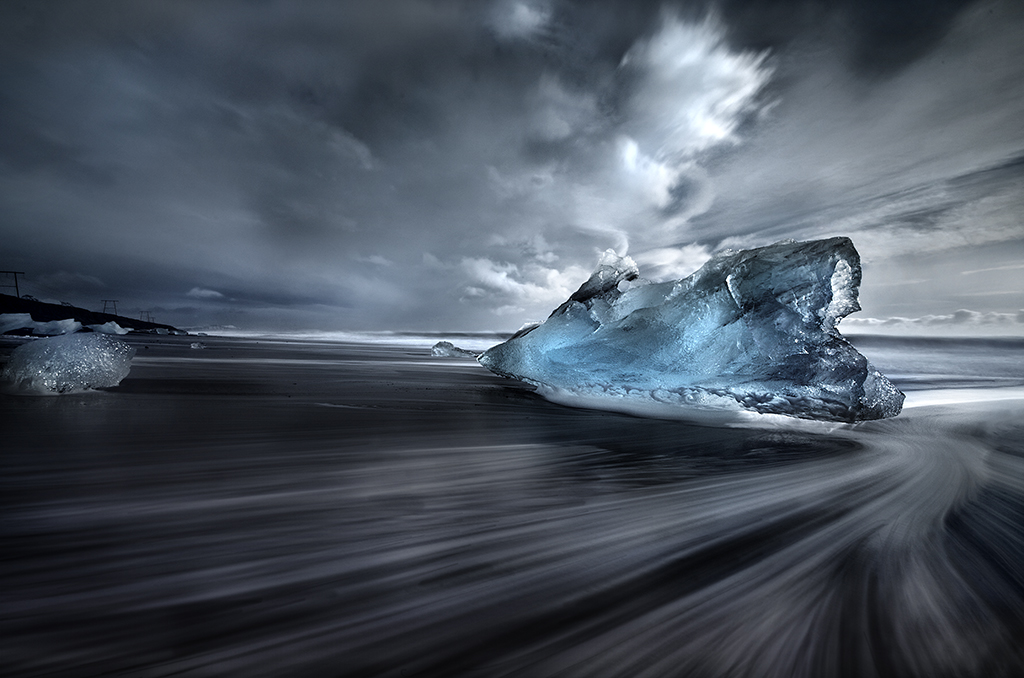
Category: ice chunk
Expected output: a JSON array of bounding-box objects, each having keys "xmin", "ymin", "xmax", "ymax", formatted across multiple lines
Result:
[
  {"xmin": 431, "ymin": 341, "xmax": 479, "ymax": 358},
  {"xmin": 31, "ymin": 318, "xmax": 83, "ymax": 335},
  {"xmin": 479, "ymin": 237, "xmax": 904, "ymax": 422},
  {"xmin": 87, "ymin": 321, "xmax": 130, "ymax": 335},
  {"xmin": 1, "ymin": 333, "xmax": 135, "ymax": 394},
  {"xmin": 0, "ymin": 313, "xmax": 35, "ymax": 334},
  {"xmin": 0, "ymin": 314, "xmax": 82, "ymax": 335}
]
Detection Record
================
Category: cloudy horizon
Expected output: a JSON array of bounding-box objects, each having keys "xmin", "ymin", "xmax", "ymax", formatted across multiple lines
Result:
[{"xmin": 2, "ymin": 0, "xmax": 1022, "ymax": 332}]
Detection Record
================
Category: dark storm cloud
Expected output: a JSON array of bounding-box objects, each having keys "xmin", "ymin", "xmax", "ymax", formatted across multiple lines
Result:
[
  {"xmin": 705, "ymin": 0, "xmax": 980, "ymax": 73},
  {"xmin": 548, "ymin": 0, "xmax": 982, "ymax": 73},
  {"xmin": 0, "ymin": 0, "xmax": 1019, "ymax": 331},
  {"xmin": 683, "ymin": 0, "xmax": 1024, "ymax": 320}
]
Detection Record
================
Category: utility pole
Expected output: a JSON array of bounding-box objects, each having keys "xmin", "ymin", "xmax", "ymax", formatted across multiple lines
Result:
[
  {"xmin": 1, "ymin": 270, "xmax": 25, "ymax": 298},
  {"xmin": 139, "ymin": 311, "xmax": 153, "ymax": 323},
  {"xmin": 101, "ymin": 299, "xmax": 119, "ymax": 316}
]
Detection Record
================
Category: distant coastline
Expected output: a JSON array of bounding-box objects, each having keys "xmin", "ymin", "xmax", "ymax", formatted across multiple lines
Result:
[{"xmin": 0, "ymin": 293, "xmax": 184, "ymax": 335}]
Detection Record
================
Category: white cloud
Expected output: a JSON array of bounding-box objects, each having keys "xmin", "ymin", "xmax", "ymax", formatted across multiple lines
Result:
[
  {"xmin": 622, "ymin": 13, "xmax": 772, "ymax": 158},
  {"xmin": 618, "ymin": 137, "xmax": 678, "ymax": 210},
  {"xmin": 356, "ymin": 254, "xmax": 393, "ymax": 267},
  {"xmin": 961, "ymin": 263, "xmax": 1024, "ymax": 276},
  {"xmin": 493, "ymin": 304, "xmax": 526, "ymax": 316},
  {"xmin": 560, "ymin": 13, "xmax": 773, "ymax": 248},
  {"xmin": 327, "ymin": 128, "xmax": 375, "ymax": 171},
  {"xmin": 632, "ymin": 244, "xmax": 713, "ymax": 281},
  {"xmin": 843, "ymin": 309, "xmax": 1024, "ymax": 335},
  {"xmin": 459, "ymin": 256, "xmax": 590, "ymax": 315},
  {"xmin": 476, "ymin": 13, "xmax": 773, "ymax": 267},
  {"xmin": 488, "ymin": 0, "xmax": 552, "ymax": 41},
  {"xmin": 187, "ymin": 287, "xmax": 225, "ymax": 299}
]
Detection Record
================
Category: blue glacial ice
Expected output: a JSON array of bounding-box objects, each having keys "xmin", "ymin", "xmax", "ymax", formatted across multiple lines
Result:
[
  {"xmin": 479, "ymin": 237, "xmax": 904, "ymax": 422},
  {"xmin": 1, "ymin": 333, "xmax": 135, "ymax": 394}
]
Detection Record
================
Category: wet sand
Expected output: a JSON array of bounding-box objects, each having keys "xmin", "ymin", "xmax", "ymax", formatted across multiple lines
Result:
[{"xmin": 2, "ymin": 334, "xmax": 1023, "ymax": 677}]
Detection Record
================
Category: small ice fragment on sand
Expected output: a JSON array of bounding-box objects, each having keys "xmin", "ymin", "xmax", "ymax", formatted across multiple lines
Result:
[
  {"xmin": 431, "ymin": 341, "xmax": 479, "ymax": 358},
  {"xmin": 87, "ymin": 321, "xmax": 130, "ymax": 335},
  {"xmin": 1, "ymin": 333, "xmax": 135, "ymax": 394}
]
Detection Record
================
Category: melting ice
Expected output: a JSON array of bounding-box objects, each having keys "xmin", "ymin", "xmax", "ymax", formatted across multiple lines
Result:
[
  {"xmin": 480, "ymin": 237, "xmax": 904, "ymax": 422},
  {"xmin": 1, "ymin": 333, "xmax": 135, "ymax": 394}
]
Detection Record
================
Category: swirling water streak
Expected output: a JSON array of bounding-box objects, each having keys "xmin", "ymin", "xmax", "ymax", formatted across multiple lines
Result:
[{"xmin": 1, "ymin": 335, "xmax": 1022, "ymax": 677}]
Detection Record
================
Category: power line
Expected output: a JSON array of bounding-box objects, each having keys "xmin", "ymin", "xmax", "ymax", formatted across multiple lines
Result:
[
  {"xmin": 101, "ymin": 299, "xmax": 119, "ymax": 316},
  {"xmin": 0, "ymin": 270, "xmax": 25, "ymax": 298}
]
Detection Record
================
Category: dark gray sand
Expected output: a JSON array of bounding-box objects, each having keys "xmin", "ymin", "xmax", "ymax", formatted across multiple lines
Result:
[{"xmin": 2, "ymin": 334, "xmax": 1024, "ymax": 677}]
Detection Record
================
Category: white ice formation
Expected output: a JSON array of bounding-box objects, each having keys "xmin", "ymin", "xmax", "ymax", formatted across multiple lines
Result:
[
  {"xmin": 0, "ymin": 313, "xmax": 82, "ymax": 336},
  {"xmin": 87, "ymin": 321, "xmax": 130, "ymax": 335},
  {"xmin": 1, "ymin": 333, "xmax": 135, "ymax": 394},
  {"xmin": 479, "ymin": 237, "xmax": 904, "ymax": 422}
]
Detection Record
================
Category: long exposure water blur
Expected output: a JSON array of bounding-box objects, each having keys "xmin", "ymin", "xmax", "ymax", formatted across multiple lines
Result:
[{"xmin": 2, "ymin": 333, "xmax": 1023, "ymax": 677}]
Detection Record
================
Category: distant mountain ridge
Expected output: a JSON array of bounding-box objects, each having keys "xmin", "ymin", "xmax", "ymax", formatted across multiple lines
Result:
[{"xmin": 0, "ymin": 293, "xmax": 183, "ymax": 334}]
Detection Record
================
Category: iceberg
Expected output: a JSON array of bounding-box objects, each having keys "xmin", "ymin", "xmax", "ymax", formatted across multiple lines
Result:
[
  {"xmin": 479, "ymin": 238, "xmax": 904, "ymax": 422},
  {"xmin": 1, "ymin": 333, "xmax": 135, "ymax": 394}
]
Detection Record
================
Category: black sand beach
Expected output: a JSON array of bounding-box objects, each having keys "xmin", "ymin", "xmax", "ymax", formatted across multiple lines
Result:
[{"xmin": 2, "ymin": 334, "xmax": 1024, "ymax": 677}]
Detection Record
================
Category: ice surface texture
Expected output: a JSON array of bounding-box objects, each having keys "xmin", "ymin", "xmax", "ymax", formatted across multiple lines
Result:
[
  {"xmin": 1, "ymin": 333, "xmax": 135, "ymax": 394},
  {"xmin": 479, "ymin": 237, "xmax": 904, "ymax": 422}
]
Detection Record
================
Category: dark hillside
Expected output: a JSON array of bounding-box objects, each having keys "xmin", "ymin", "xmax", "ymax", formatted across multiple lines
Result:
[{"xmin": 0, "ymin": 294, "xmax": 183, "ymax": 334}]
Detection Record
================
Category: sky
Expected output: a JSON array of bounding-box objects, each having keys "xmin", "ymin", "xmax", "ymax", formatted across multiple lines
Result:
[{"xmin": 1, "ymin": 0, "xmax": 1022, "ymax": 332}]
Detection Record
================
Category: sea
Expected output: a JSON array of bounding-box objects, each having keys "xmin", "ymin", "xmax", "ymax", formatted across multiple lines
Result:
[{"xmin": 2, "ymin": 332, "xmax": 1023, "ymax": 677}]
